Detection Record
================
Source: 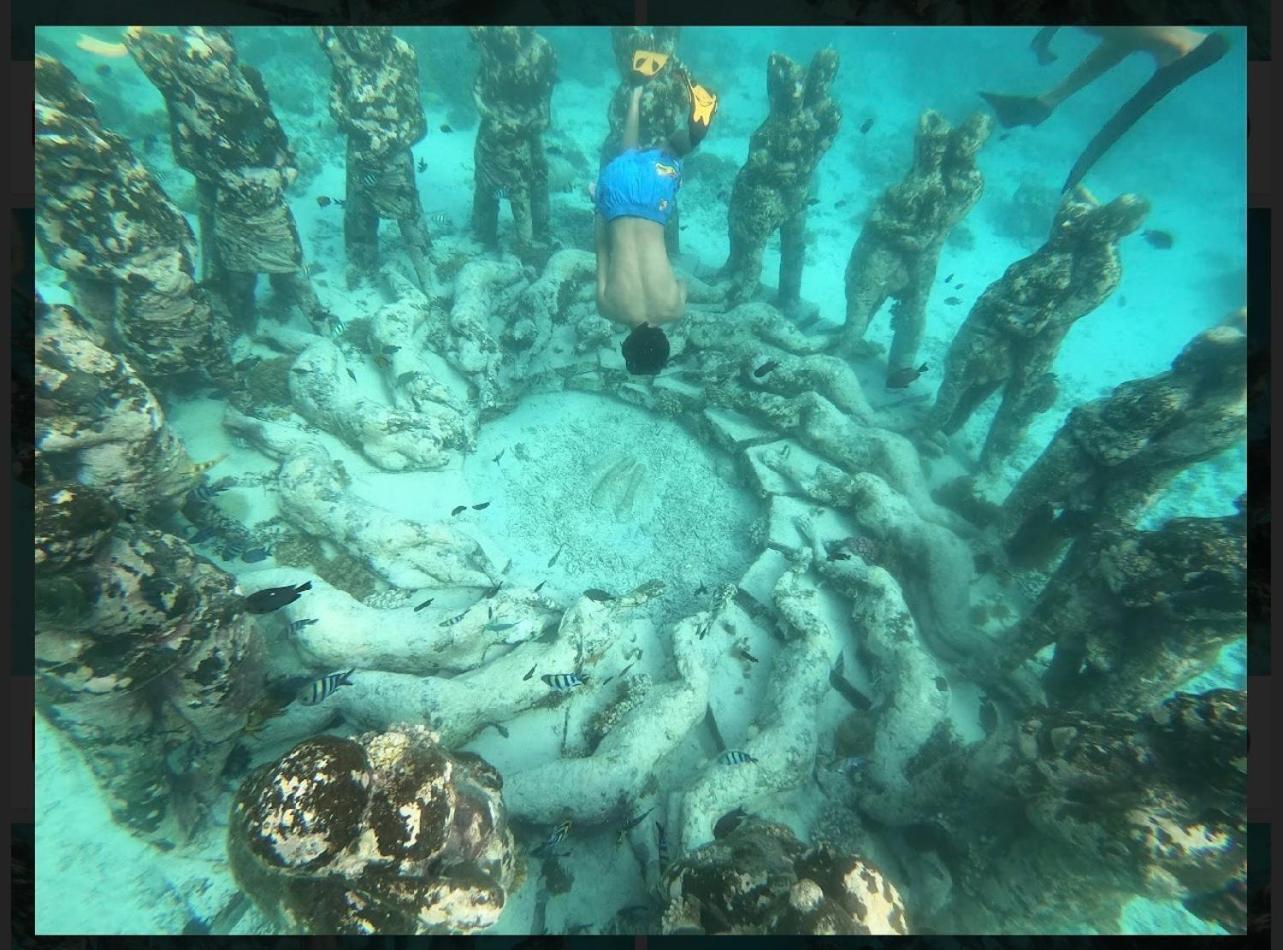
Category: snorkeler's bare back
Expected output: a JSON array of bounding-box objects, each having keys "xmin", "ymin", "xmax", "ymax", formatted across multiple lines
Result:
[{"xmin": 598, "ymin": 216, "xmax": 686, "ymax": 328}]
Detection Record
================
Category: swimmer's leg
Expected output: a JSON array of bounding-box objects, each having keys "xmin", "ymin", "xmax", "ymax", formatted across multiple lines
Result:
[{"xmin": 1062, "ymin": 31, "xmax": 1231, "ymax": 191}]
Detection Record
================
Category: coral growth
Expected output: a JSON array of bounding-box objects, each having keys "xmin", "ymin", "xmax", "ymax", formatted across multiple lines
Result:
[{"xmin": 227, "ymin": 725, "xmax": 516, "ymax": 934}]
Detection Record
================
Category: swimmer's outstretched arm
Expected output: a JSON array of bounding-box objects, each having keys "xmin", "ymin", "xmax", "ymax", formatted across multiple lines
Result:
[
  {"xmin": 622, "ymin": 85, "xmax": 644, "ymax": 151},
  {"xmin": 594, "ymin": 213, "xmax": 612, "ymax": 317}
]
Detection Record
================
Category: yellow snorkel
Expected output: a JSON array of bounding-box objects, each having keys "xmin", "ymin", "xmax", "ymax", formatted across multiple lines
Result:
[{"xmin": 632, "ymin": 49, "xmax": 670, "ymax": 79}]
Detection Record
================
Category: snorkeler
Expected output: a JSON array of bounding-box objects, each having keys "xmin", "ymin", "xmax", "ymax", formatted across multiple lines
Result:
[
  {"xmin": 979, "ymin": 27, "xmax": 1231, "ymax": 191},
  {"xmin": 593, "ymin": 50, "xmax": 717, "ymax": 375}
]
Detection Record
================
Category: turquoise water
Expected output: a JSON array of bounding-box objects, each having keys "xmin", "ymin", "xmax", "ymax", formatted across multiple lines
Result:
[{"xmin": 34, "ymin": 26, "xmax": 1246, "ymax": 937}]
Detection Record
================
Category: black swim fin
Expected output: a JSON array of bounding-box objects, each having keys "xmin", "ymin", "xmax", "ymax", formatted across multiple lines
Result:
[
  {"xmin": 979, "ymin": 91, "xmax": 1053, "ymax": 128},
  {"xmin": 1062, "ymin": 31, "xmax": 1231, "ymax": 193}
]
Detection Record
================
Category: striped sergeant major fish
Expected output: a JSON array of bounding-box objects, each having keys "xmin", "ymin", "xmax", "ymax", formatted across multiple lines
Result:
[
  {"xmin": 297, "ymin": 669, "xmax": 355, "ymax": 707},
  {"xmin": 541, "ymin": 672, "xmax": 585, "ymax": 691},
  {"xmin": 534, "ymin": 818, "xmax": 571, "ymax": 856},
  {"xmin": 719, "ymin": 750, "xmax": 758, "ymax": 766},
  {"xmin": 656, "ymin": 821, "xmax": 669, "ymax": 869}
]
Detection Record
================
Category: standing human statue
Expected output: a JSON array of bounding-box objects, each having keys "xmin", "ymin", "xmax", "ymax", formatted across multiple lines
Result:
[
  {"xmin": 1001, "ymin": 322, "xmax": 1246, "ymax": 570},
  {"xmin": 315, "ymin": 27, "xmax": 436, "ymax": 294},
  {"xmin": 835, "ymin": 110, "xmax": 992, "ymax": 385},
  {"xmin": 921, "ymin": 186, "xmax": 1149, "ymax": 476},
  {"xmin": 470, "ymin": 27, "xmax": 558, "ymax": 266},
  {"xmin": 34, "ymin": 53, "xmax": 234, "ymax": 389},
  {"xmin": 124, "ymin": 27, "xmax": 337, "ymax": 334},
  {"xmin": 722, "ymin": 48, "xmax": 842, "ymax": 313}
]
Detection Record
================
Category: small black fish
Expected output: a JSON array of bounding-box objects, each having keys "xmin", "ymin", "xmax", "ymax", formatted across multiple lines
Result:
[
  {"xmin": 473, "ymin": 502, "xmax": 491, "ymax": 510},
  {"xmin": 753, "ymin": 359, "xmax": 780, "ymax": 378},
  {"xmin": 346, "ymin": 368, "xmax": 357, "ymax": 383},
  {"xmin": 533, "ymin": 580, "xmax": 547, "ymax": 593},
  {"xmin": 493, "ymin": 449, "xmax": 506, "ymax": 463},
  {"xmin": 483, "ymin": 583, "xmax": 503, "ymax": 599},
  {"xmin": 298, "ymin": 668, "xmax": 355, "ymax": 706},
  {"xmin": 523, "ymin": 664, "xmax": 537, "ymax": 681},
  {"xmin": 542, "ymin": 672, "xmax": 585, "ymax": 690},
  {"xmin": 547, "ymin": 144, "xmax": 562, "ymax": 155},
  {"xmin": 656, "ymin": 822, "xmax": 669, "ymax": 867},
  {"xmin": 714, "ymin": 807, "xmax": 750, "ymax": 838},
  {"xmin": 487, "ymin": 604, "xmax": 494, "ymax": 619},
  {"xmin": 979, "ymin": 697, "xmax": 998, "ymax": 735},
  {"xmin": 944, "ymin": 296, "xmax": 962, "ymax": 305},
  {"xmin": 999, "ymin": 132, "xmax": 1011, "ymax": 140},
  {"xmin": 414, "ymin": 597, "xmax": 435, "ymax": 612},
  {"xmin": 944, "ymin": 273, "xmax": 954, "ymax": 283},
  {"xmin": 244, "ymin": 581, "xmax": 312, "ymax": 614},
  {"xmin": 241, "ymin": 547, "xmax": 270, "ymax": 563},
  {"xmin": 451, "ymin": 505, "xmax": 467, "ymax": 516},
  {"xmin": 440, "ymin": 123, "xmax": 454, "ymax": 134},
  {"xmin": 615, "ymin": 661, "xmax": 635, "ymax": 681},
  {"xmin": 886, "ymin": 362, "xmax": 929, "ymax": 389},
  {"xmin": 954, "ymin": 282, "xmax": 964, "ymax": 290},
  {"xmin": 807, "ymin": 197, "xmax": 820, "ymax": 206},
  {"xmin": 934, "ymin": 675, "xmax": 949, "ymax": 691},
  {"xmin": 859, "ymin": 117, "xmax": 874, "ymax": 133},
  {"xmin": 583, "ymin": 588, "xmax": 612, "ymax": 602},
  {"xmin": 395, "ymin": 370, "xmax": 419, "ymax": 387},
  {"xmin": 547, "ymin": 543, "xmax": 566, "ymax": 568},
  {"xmin": 484, "ymin": 720, "xmax": 510, "ymax": 738},
  {"xmin": 316, "ymin": 195, "xmax": 332, "ymax": 207},
  {"xmin": 1142, "ymin": 229, "xmax": 1174, "ymax": 249},
  {"xmin": 95, "ymin": 63, "xmax": 112, "ymax": 76},
  {"xmin": 188, "ymin": 526, "xmax": 217, "ymax": 545},
  {"xmin": 291, "ymin": 367, "xmax": 312, "ymax": 375},
  {"xmin": 738, "ymin": 648, "xmax": 759, "ymax": 663},
  {"xmin": 417, "ymin": 158, "xmax": 428, "ymax": 173},
  {"xmin": 835, "ymin": 199, "xmax": 847, "ymax": 208}
]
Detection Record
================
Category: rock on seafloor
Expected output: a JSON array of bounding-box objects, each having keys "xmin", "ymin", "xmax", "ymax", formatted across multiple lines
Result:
[
  {"xmin": 227, "ymin": 724, "xmax": 517, "ymax": 934},
  {"xmin": 660, "ymin": 816, "xmax": 908, "ymax": 934}
]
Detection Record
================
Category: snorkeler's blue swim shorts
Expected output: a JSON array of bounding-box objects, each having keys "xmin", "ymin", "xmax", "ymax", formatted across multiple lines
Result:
[{"xmin": 596, "ymin": 148, "xmax": 682, "ymax": 226}]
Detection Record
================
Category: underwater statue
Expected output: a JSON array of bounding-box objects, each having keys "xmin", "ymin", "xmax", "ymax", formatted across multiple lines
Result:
[
  {"xmin": 470, "ymin": 26, "xmax": 559, "ymax": 266},
  {"xmin": 995, "ymin": 512, "xmax": 1246, "ymax": 713},
  {"xmin": 1001, "ymin": 323, "xmax": 1247, "ymax": 567},
  {"xmin": 228, "ymin": 726, "xmax": 517, "ymax": 933},
  {"xmin": 315, "ymin": 27, "xmax": 436, "ymax": 294},
  {"xmin": 35, "ymin": 471, "xmax": 263, "ymax": 846},
  {"xmin": 921, "ymin": 185, "xmax": 1150, "ymax": 476},
  {"xmin": 33, "ymin": 55, "xmax": 233, "ymax": 388},
  {"xmin": 722, "ymin": 48, "xmax": 842, "ymax": 313},
  {"xmin": 834, "ymin": 109, "xmax": 992, "ymax": 384},
  {"xmin": 123, "ymin": 26, "xmax": 336, "ymax": 333}
]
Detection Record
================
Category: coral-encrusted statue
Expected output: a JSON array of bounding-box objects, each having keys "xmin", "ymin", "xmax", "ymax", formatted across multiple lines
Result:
[
  {"xmin": 228, "ymin": 726, "xmax": 516, "ymax": 934},
  {"xmin": 922, "ymin": 186, "xmax": 1149, "ymax": 475}
]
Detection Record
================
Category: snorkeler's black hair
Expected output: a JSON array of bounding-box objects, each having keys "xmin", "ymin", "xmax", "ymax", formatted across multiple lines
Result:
[{"xmin": 621, "ymin": 323, "xmax": 670, "ymax": 375}]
